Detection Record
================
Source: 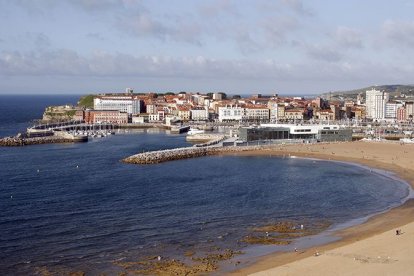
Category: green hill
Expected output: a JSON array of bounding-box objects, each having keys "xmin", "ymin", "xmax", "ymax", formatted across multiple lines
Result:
[{"xmin": 77, "ymin": 94, "xmax": 95, "ymax": 108}]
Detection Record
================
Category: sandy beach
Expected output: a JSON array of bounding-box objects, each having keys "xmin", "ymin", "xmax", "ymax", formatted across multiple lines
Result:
[{"xmin": 226, "ymin": 141, "xmax": 414, "ymax": 276}]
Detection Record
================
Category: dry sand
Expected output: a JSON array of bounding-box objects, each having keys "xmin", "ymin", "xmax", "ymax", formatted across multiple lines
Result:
[{"xmin": 225, "ymin": 141, "xmax": 414, "ymax": 276}]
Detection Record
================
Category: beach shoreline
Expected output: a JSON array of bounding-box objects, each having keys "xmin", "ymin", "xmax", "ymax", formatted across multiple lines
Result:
[{"xmin": 223, "ymin": 141, "xmax": 414, "ymax": 275}]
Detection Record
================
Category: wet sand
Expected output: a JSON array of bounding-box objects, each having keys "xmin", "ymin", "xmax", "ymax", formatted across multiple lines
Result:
[{"xmin": 225, "ymin": 141, "xmax": 414, "ymax": 275}]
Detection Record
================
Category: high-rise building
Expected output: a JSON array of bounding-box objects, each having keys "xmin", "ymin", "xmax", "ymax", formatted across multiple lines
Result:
[
  {"xmin": 406, "ymin": 102, "xmax": 414, "ymax": 120},
  {"xmin": 365, "ymin": 89, "xmax": 389, "ymax": 119}
]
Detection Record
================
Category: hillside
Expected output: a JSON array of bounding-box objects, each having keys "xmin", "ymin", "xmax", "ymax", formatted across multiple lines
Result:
[
  {"xmin": 77, "ymin": 94, "xmax": 95, "ymax": 108},
  {"xmin": 319, "ymin": 85, "xmax": 414, "ymax": 100}
]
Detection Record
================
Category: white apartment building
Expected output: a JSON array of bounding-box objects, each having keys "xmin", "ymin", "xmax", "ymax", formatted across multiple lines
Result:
[
  {"xmin": 149, "ymin": 113, "xmax": 160, "ymax": 122},
  {"xmin": 190, "ymin": 108, "xmax": 209, "ymax": 121},
  {"xmin": 218, "ymin": 105, "xmax": 244, "ymax": 122},
  {"xmin": 406, "ymin": 102, "xmax": 414, "ymax": 119},
  {"xmin": 218, "ymin": 105, "xmax": 269, "ymax": 122},
  {"xmin": 94, "ymin": 96, "xmax": 142, "ymax": 114},
  {"xmin": 244, "ymin": 107, "xmax": 270, "ymax": 121},
  {"xmin": 365, "ymin": 89, "xmax": 389, "ymax": 119},
  {"xmin": 385, "ymin": 102, "xmax": 401, "ymax": 119},
  {"xmin": 268, "ymin": 101, "xmax": 279, "ymax": 121}
]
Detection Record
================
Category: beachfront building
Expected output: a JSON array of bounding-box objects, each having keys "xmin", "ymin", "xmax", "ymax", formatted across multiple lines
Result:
[
  {"xmin": 365, "ymin": 89, "xmax": 389, "ymax": 120},
  {"xmin": 239, "ymin": 126, "xmax": 290, "ymax": 141},
  {"xmin": 94, "ymin": 96, "xmax": 143, "ymax": 115},
  {"xmin": 240, "ymin": 124, "xmax": 352, "ymax": 142}
]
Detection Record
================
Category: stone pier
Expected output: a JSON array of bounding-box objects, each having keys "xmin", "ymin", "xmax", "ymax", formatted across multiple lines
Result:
[
  {"xmin": 122, "ymin": 145, "xmax": 268, "ymax": 164},
  {"xmin": 0, "ymin": 135, "xmax": 88, "ymax": 146}
]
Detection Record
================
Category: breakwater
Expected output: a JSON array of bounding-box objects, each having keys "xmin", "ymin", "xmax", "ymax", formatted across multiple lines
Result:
[
  {"xmin": 0, "ymin": 135, "xmax": 88, "ymax": 146},
  {"xmin": 123, "ymin": 145, "xmax": 268, "ymax": 164}
]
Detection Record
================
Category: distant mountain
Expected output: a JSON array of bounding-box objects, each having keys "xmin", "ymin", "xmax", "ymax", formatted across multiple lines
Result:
[{"xmin": 319, "ymin": 85, "xmax": 414, "ymax": 100}]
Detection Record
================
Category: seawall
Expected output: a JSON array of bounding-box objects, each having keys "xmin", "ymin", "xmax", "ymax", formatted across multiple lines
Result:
[
  {"xmin": 122, "ymin": 145, "xmax": 269, "ymax": 164},
  {"xmin": 0, "ymin": 135, "xmax": 88, "ymax": 147}
]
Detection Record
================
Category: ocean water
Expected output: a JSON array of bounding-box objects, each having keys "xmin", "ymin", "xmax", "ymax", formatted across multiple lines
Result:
[{"xmin": 0, "ymin": 95, "xmax": 410, "ymax": 275}]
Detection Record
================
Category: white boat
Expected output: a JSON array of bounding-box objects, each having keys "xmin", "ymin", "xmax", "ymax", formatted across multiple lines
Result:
[{"xmin": 187, "ymin": 128, "xmax": 205, "ymax": 135}]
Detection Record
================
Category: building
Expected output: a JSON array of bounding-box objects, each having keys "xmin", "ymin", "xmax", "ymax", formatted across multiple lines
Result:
[
  {"xmin": 240, "ymin": 124, "xmax": 352, "ymax": 142},
  {"xmin": 365, "ymin": 89, "xmax": 389, "ymax": 120},
  {"xmin": 330, "ymin": 105, "xmax": 340, "ymax": 120},
  {"xmin": 76, "ymin": 110, "xmax": 128, "ymax": 124},
  {"xmin": 213, "ymin": 93, "xmax": 223, "ymax": 100},
  {"xmin": 267, "ymin": 101, "xmax": 284, "ymax": 122},
  {"xmin": 315, "ymin": 109, "xmax": 335, "ymax": 121},
  {"xmin": 177, "ymin": 106, "xmax": 191, "ymax": 121},
  {"xmin": 218, "ymin": 105, "xmax": 244, "ymax": 122},
  {"xmin": 244, "ymin": 106, "xmax": 270, "ymax": 122},
  {"xmin": 406, "ymin": 102, "xmax": 414, "ymax": 120},
  {"xmin": 284, "ymin": 109, "xmax": 304, "ymax": 120},
  {"xmin": 190, "ymin": 107, "xmax": 209, "ymax": 121},
  {"xmin": 132, "ymin": 116, "xmax": 146, "ymax": 124},
  {"xmin": 239, "ymin": 127, "xmax": 289, "ymax": 142},
  {"xmin": 93, "ymin": 110, "xmax": 128, "ymax": 124},
  {"xmin": 385, "ymin": 102, "xmax": 399, "ymax": 119},
  {"xmin": 149, "ymin": 113, "xmax": 160, "ymax": 122},
  {"xmin": 397, "ymin": 107, "xmax": 406, "ymax": 121},
  {"xmin": 93, "ymin": 96, "xmax": 143, "ymax": 114},
  {"xmin": 353, "ymin": 106, "xmax": 366, "ymax": 120}
]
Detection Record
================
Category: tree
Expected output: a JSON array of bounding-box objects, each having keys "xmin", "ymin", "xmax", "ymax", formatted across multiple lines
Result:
[{"xmin": 218, "ymin": 92, "xmax": 227, "ymax": 99}]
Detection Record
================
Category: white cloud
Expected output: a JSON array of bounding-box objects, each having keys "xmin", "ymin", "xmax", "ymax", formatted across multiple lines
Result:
[
  {"xmin": 306, "ymin": 44, "xmax": 342, "ymax": 62},
  {"xmin": 261, "ymin": 16, "xmax": 299, "ymax": 47},
  {"xmin": 198, "ymin": 0, "xmax": 237, "ymax": 17},
  {"xmin": 0, "ymin": 49, "xmax": 292, "ymax": 79},
  {"xmin": 334, "ymin": 27, "xmax": 362, "ymax": 49},
  {"xmin": 280, "ymin": 0, "xmax": 313, "ymax": 16},
  {"xmin": 382, "ymin": 19, "xmax": 414, "ymax": 47}
]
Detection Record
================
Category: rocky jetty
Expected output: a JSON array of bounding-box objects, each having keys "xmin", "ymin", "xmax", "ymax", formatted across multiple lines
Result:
[
  {"xmin": 0, "ymin": 135, "xmax": 87, "ymax": 146},
  {"xmin": 123, "ymin": 145, "xmax": 267, "ymax": 164}
]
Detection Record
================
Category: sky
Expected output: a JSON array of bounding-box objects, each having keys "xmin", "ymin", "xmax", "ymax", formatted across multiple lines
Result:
[{"xmin": 1, "ymin": 0, "xmax": 414, "ymax": 95}]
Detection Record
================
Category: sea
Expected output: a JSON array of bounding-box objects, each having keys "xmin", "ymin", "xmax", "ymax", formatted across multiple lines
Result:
[{"xmin": 0, "ymin": 95, "xmax": 411, "ymax": 275}]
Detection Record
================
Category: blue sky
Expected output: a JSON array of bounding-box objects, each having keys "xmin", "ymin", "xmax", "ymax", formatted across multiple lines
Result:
[{"xmin": 1, "ymin": 0, "xmax": 414, "ymax": 95}]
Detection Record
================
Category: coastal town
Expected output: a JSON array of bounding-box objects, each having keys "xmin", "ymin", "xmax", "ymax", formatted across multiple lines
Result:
[
  {"xmin": 1, "ymin": 86, "xmax": 414, "ymax": 148},
  {"xmin": 43, "ymin": 87, "xmax": 414, "ymax": 125},
  {"xmin": 4, "ymin": 1, "xmax": 414, "ymax": 275}
]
